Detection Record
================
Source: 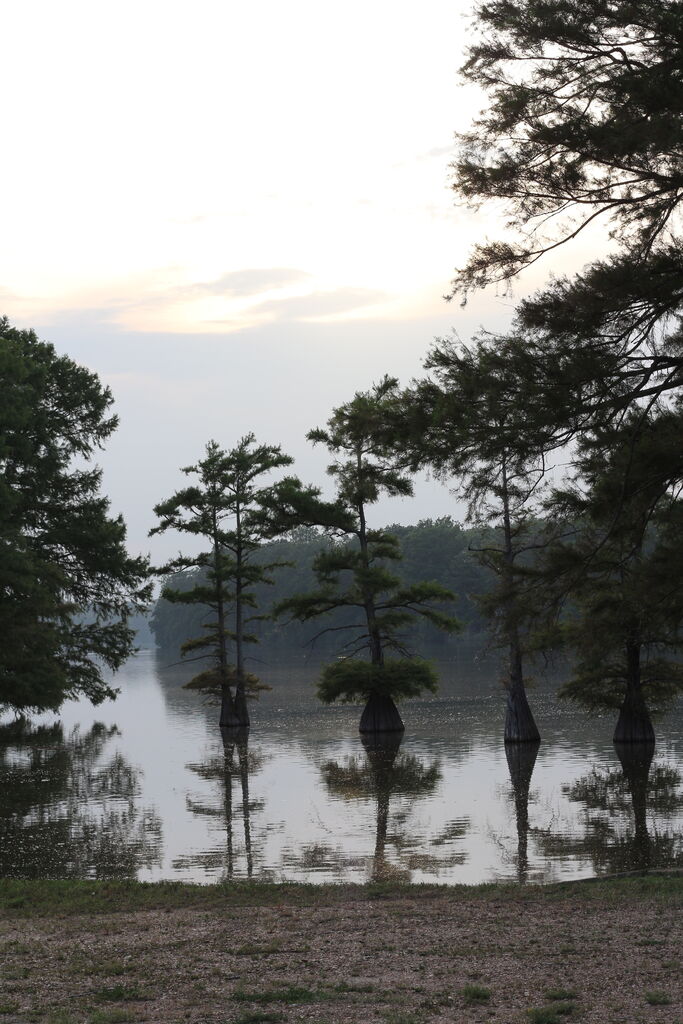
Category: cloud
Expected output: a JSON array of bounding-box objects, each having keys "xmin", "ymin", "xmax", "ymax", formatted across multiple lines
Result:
[
  {"xmin": 175, "ymin": 268, "xmax": 312, "ymax": 299},
  {"xmin": 5, "ymin": 274, "xmax": 391, "ymax": 336},
  {"xmin": 423, "ymin": 145, "xmax": 455, "ymax": 159},
  {"xmin": 247, "ymin": 286, "xmax": 389, "ymax": 322}
]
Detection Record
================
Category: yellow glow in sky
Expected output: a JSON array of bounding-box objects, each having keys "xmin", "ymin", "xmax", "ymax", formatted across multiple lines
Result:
[{"xmin": 3, "ymin": 0, "xmax": 484, "ymax": 333}]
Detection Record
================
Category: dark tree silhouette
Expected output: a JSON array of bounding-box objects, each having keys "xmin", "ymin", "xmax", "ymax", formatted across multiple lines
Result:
[
  {"xmin": 0, "ymin": 318, "xmax": 150, "ymax": 713},
  {"xmin": 276, "ymin": 378, "xmax": 459, "ymax": 732},
  {"xmin": 151, "ymin": 436, "xmax": 292, "ymax": 728}
]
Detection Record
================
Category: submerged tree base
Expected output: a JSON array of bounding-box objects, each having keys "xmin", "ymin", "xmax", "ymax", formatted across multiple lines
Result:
[
  {"xmin": 504, "ymin": 687, "xmax": 541, "ymax": 744},
  {"xmin": 359, "ymin": 693, "xmax": 405, "ymax": 733},
  {"xmin": 219, "ymin": 689, "xmax": 243, "ymax": 730},
  {"xmin": 613, "ymin": 704, "xmax": 656, "ymax": 745},
  {"xmin": 233, "ymin": 690, "xmax": 251, "ymax": 730}
]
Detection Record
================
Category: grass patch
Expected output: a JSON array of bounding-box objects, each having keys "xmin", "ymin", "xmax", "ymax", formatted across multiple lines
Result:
[
  {"xmin": 544, "ymin": 988, "xmax": 578, "ymax": 1001},
  {"xmin": 0, "ymin": 1005, "xmax": 19, "ymax": 1016},
  {"xmin": 528, "ymin": 1003, "xmax": 577, "ymax": 1023},
  {"xmin": 46, "ymin": 1014, "xmax": 77, "ymax": 1024},
  {"xmin": 89, "ymin": 1012, "xmax": 137, "ymax": 1024},
  {"xmin": 233, "ymin": 986, "xmax": 323, "ymax": 1005},
  {"xmin": 461, "ymin": 983, "xmax": 491, "ymax": 1005},
  {"xmin": 97, "ymin": 960, "xmax": 129, "ymax": 977},
  {"xmin": 0, "ymin": 874, "xmax": 680, "ymax": 917},
  {"xmin": 382, "ymin": 1013, "xmax": 424, "ymax": 1024},
  {"xmin": 333, "ymin": 981, "xmax": 375, "ymax": 994},
  {"xmin": 234, "ymin": 1013, "xmax": 286, "ymax": 1024},
  {"xmin": 645, "ymin": 990, "xmax": 672, "ymax": 1005},
  {"xmin": 93, "ymin": 984, "xmax": 145, "ymax": 1003}
]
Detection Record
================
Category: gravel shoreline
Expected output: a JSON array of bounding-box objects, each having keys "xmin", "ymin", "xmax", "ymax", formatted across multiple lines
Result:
[{"xmin": 1, "ymin": 879, "xmax": 681, "ymax": 1024}]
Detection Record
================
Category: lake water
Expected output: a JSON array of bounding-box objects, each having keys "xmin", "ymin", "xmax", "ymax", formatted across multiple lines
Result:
[{"xmin": 2, "ymin": 650, "xmax": 682, "ymax": 885}]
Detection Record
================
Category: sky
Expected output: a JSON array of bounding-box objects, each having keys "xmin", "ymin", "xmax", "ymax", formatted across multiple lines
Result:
[{"xmin": 2, "ymin": 0, "xmax": 588, "ymax": 561}]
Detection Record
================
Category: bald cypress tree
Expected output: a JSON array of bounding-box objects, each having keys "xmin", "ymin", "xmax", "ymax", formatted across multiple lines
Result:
[
  {"xmin": 541, "ymin": 409, "xmax": 683, "ymax": 743},
  {"xmin": 151, "ymin": 435, "xmax": 292, "ymax": 728},
  {"xmin": 402, "ymin": 336, "xmax": 545, "ymax": 743},
  {"xmin": 276, "ymin": 378, "xmax": 459, "ymax": 732}
]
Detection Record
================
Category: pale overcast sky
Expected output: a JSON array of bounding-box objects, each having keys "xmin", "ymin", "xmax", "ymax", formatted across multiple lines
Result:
[{"xmin": 2, "ymin": 1, "xmax": 590, "ymax": 560}]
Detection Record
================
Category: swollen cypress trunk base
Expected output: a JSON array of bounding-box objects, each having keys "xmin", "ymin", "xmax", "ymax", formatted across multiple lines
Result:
[
  {"xmin": 219, "ymin": 687, "xmax": 241, "ymax": 729},
  {"xmin": 504, "ymin": 686, "xmax": 541, "ymax": 744},
  {"xmin": 359, "ymin": 692, "xmax": 405, "ymax": 733},
  {"xmin": 613, "ymin": 698, "xmax": 655, "ymax": 744},
  {"xmin": 233, "ymin": 687, "xmax": 250, "ymax": 728}
]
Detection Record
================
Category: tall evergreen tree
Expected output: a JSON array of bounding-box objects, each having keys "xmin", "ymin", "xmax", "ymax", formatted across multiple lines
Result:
[
  {"xmin": 276, "ymin": 378, "xmax": 459, "ymax": 732},
  {"xmin": 151, "ymin": 435, "xmax": 292, "ymax": 728},
  {"xmin": 0, "ymin": 318, "xmax": 150, "ymax": 713},
  {"xmin": 441, "ymin": 1, "xmax": 683, "ymax": 745},
  {"xmin": 402, "ymin": 337, "xmax": 545, "ymax": 742},
  {"xmin": 541, "ymin": 409, "xmax": 683, "ymax": 742}
]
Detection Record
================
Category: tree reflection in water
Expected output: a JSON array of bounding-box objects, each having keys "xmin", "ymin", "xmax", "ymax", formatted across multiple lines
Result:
[
  {"xmin": 505, "ymin": 740, "xmax": 540, "ymax": 883},
  {"xmin": 176, "ymin": 728, "xmax": 265, "ymax": 879},
  {"xmin": 535, "ymin": 742, "xmax": 683, "ymax": 875},
  {"xmin": 0, "ymin": 719, "xmax": 162, "ymax": 878},
  {"xmin": 315, "ymin": 734, "xmax": 468, "ymax": 882}
]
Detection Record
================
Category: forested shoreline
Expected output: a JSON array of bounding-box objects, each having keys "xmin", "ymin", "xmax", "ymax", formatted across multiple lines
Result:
[{"xmin": 149, "ymin": 517, "xmax": 494, "ymax": 659}]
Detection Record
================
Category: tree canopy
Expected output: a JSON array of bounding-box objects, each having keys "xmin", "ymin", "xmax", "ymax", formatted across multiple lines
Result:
[
  {"xmin": 440, "ymin": 1, "xmax": 683, "ymax": 742},
  {"xmin": 452, "ymin": 0, "xmax": 683, "ymax": 294},
  {"xmin": 0, "ymin": 318, "xmax": 150, "ymax": 714},
  {"xmin": 401, "ymin": 337, "xmax": 545, "ymax": 742},
  {"xmin": 275, "ymin": 378, "xmax": 459, "ymax": 731},
  {"xmin": 151, "ymin": 436, "xmax": 293, "ymax": 728},
  {"xmin": 539, "ymin": 409, "xmax": 683, "ymax": 739},
  {"xmin": 449, "ymin": 0, "xmax": 683, "ymax": 454}
]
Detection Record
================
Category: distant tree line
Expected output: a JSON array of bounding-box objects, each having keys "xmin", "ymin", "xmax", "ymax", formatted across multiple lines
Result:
[{"xmin": 150, "ymin": 517, "xmax": 494, "ymax": 658}]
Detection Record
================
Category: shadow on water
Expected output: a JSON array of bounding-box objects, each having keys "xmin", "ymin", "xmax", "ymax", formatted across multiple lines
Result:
[
  {"xmin": 533, "ymin": 742, "xmax": 683, "ymax": 875},
  {"xmin": 174, "ymin": 728, "xmax": 265, "ymax": 879},
  {"xmin": 0, "ymin": 718, "xmax": 162, "ymax": 878}
]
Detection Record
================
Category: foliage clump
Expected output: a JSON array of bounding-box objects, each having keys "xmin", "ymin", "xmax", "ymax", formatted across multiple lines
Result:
[{"xmin": 317, "ymin": 658, "xmax": 438, "ymax": 705}]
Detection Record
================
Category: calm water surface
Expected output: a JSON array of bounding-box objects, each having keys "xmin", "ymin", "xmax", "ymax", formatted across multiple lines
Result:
[{"xmin": 2, "ymin": 650, "xmax": 681, "ymax": 884}]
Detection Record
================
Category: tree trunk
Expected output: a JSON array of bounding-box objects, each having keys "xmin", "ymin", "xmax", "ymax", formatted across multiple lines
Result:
[
  {"xmin": 234, "ymin": 503, "xmax": 250, "ymax": 728},
  {"xmin": 613, "ymin": 642, "xmax": 655, "ymax": 744},
  {"xmin": 219, "ymin": 686, "xmax": 241, "ymax": 729},
  {"xmin": 505, "ymin": 739, "xmax": 540, "ymax": 882},
  {"xmin": 356, "ymin": 486, "xmax": 384, "ymax": 669},
  {"xmin": 233, "ymin": 690, "xmax": 250, "ymax": 728},
  {"xmin": 504, "ymin": 641, "xmax": 541, "ymax": 744},
  {"xmin": 359, "ymin": 692, "xmax": 405, "ymax": 733},
  {"xmin": 500, "ymin": 456, "xmax": 540, "ymax": 745}
]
